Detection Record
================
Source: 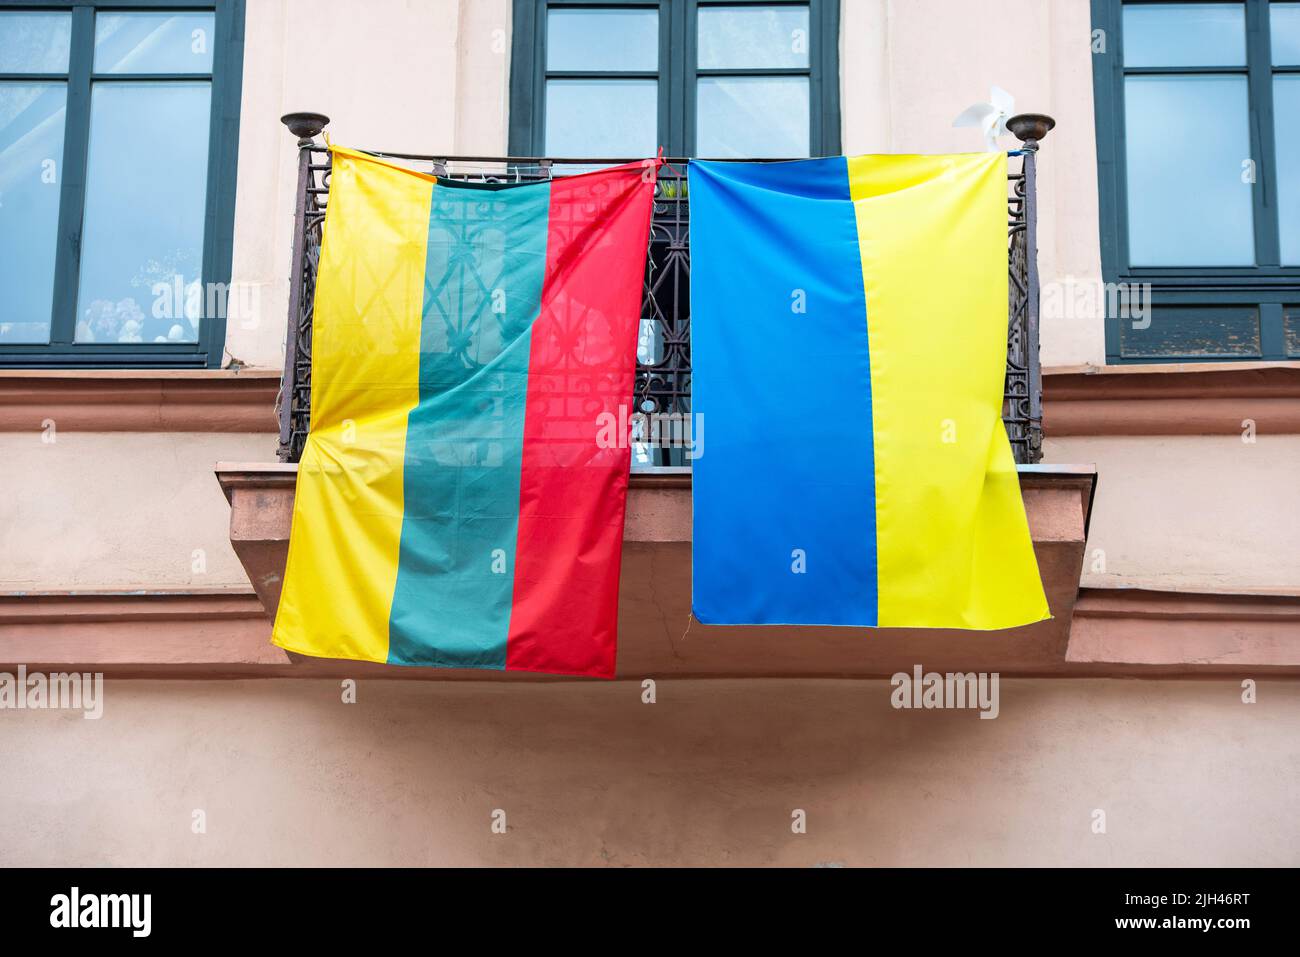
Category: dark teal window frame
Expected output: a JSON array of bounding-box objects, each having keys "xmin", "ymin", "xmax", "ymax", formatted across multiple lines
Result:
[
  {"xmin": 508, "ymin": 0, "xmax": 841, "ymax": 157},
  {"xmin": 0, "ymin": 0, "xmax": 245, "ymax": 368},
  {"xmin": 1091, "ymin": 0, "xmax": 1300, "ymax": 362}
]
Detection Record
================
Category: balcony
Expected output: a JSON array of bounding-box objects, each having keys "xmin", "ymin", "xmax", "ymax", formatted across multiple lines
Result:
[
  {"xmin": 217, "ymin": 461, "xmax": 1094, "ymax": 678},
  {"xmin": 213, "ymin": 112, "xmax": 1108, "ymax": 679},
  {"xmin": 274, "ymin": 112, "xmax": 1049, "ymax": 466}
]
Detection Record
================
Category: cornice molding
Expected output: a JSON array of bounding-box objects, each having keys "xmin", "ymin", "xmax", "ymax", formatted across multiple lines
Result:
[
  {"xmin": 6, "ymin": 585, "xmax": 1295, "ymax": 678},
  {"xmin": 1044, "ymin": 362, "xmax": 1300, "ymax": 436},
  {"xmin": 1067, "ymin": 587, "xmax": 1300, "ymax": 672},
  {"xmin": 0, "ymin": 369, "xmax": 280, "ymax": 433},
  {"xmin": 2, "ymin": 362, "xmax": 1297, "ymax": 436}
]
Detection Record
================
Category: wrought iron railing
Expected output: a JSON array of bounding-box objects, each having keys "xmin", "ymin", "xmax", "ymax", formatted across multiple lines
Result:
[{"xmin": 276, "ymin": 112, "xmax": 1052, "ymax": 466}]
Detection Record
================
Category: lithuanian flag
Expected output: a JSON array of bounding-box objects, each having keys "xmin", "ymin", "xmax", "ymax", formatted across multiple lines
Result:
[
  {"xmin": 272, "ymin": 147, "xmax": 658, "ymax": 677},
  {"xmin": 689, "ymin": 153, "xmax": 1049, "ymax": 630}
]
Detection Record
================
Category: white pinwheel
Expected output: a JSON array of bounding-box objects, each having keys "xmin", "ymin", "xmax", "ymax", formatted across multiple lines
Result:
[{"xmin": 952, "ymin": 85, "xmax": 1016, "ymax": 152}]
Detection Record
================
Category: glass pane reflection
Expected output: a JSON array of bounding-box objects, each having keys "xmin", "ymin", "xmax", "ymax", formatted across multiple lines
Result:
[
  {"xmin": 94, "ymin": 11, "xmax": 216, "ymax": 74},
  {"xmin": 76, "ymin": 82, "xmax": 211, "ymax": 344},
  {"xmin": 0, "ymin": 82, "xmax": 67, "ymax": 344},
  {"xmin": 696, "ymin": 76, "xmax": 809, "ymax": 158}
]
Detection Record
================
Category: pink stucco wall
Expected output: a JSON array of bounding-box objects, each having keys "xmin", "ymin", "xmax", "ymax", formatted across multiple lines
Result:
[{"xmin": 1, "ymin": 677, "xmax": 1295, "ymax": 866}]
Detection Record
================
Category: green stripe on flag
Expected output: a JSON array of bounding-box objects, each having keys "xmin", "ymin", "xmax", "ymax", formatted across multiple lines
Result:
[{"xmin": 387, "ymin": 180, "xmax": 552, "ymax": 667}]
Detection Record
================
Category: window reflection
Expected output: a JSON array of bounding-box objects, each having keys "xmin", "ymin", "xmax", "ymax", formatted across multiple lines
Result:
[
  {"xmin": 75, "ymin": 82, "xmax": 211, "ymax": 344},
  {"xmin": 1271, "ymin": 2, "xmax": 1300, "ymax": 65},
  {"xmin": 0, "ymin": 83, "xmax": 67, "ymax": 344},
  {"xmin": 1124, "ymin": 75, "xmax": 1254, "ymax": 266},
  {"xmin": 697, "ymin": 76, "xmax": 809, "ymax": 158},
  {"xmin": 1274, "ymin": 75, "xmax": 1300, "ymax": 264},
  {"xmin": 547, "ymin": 8, "xmax": 657, "ymax": 72},
  {"xmin": 545, "ymin": 79, "xmax": 658, "ymax": 157},
  {"xmin": 93, "ymin": 11, "xmax": 216, "ymax": 74},
  {"xmin": 698, "ymin": 5, "xmax": 809, "ymax": 69},
  {"xmin": 0, "ymin": 11, "xmax": 72, "ymax": 73},
  {"xmin": 1122, "ymin": 2, "xmax": 1246, "ymax": 67}
]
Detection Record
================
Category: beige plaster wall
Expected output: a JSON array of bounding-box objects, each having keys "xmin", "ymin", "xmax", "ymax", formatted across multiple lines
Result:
[
  {"xmin": 226, "ymin": 0, "xmax": 1106, "ymax": 371},
  {"xmin": 224, "ymin": 0, "xmax": 512, "ymax": 369},
  {"xmin": 7, "ymin": 3, "xmax": 1280, "ymax": 597},
  {"xmin": 2, "ymin": 431, "xmax": 1295, "ymax": 595},
  {"xmin": 0, "ymin": 677, "xmax": 1295, "ymax": 866},
  {"xmin": 840, "ymin": 0, "xmax": 1106, "ymax": 367},
  {"xmin": 0, "ymin": 433, "xmax": 273, "ymax": 590},
  {"xmin": 1045, "ymin": 434, "xmax": 1300, "ymax": 592}
]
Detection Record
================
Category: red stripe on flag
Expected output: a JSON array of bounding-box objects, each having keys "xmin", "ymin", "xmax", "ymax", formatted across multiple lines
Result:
[{"xmin": 505, "ymin": 163, "xmax": 659, "ymax": 677}]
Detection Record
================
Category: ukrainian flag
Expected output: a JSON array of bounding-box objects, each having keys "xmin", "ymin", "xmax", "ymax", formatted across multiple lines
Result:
[
  {"xmin": 272, "ymin": 147, "xmax": 657, "ymax": 676},
  {"xmin": 689, "ymin": 153, "xmax": 1049, "ymax": 629}
]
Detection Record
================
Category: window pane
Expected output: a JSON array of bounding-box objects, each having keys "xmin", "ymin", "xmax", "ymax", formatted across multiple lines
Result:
[
  {"xmin": 1124, "ymin": 75, "xmax": 1253, "ymax": 266},
  {"xmin": 547, "ymin": 8, "xmax": 657, "ymax": 71},
  {"xmin": 76, "ymin": 82, "xmax": 211, "ymax": 344},
  {"xmin": 1119, "ymin": 305, "xmax": 1260, "ymax": 359},
  {"xmin": 1122, "ymin": 3, "xmax": 1245, "ymax": 67},
  {"xmin": 1275, "ymin": 75, "xmax": 1300, "ymax": 264},
  {"xmin": 696, "ymin": 76, "xmax": 809, "ymax": 158},
  {"xmin": 1273, "ymin": 3, "xmax": 1300, "ymax": 65},
  {"xmin": 544, "ymin": 79, "xmax": 657, "ymax": 156},
  {"xmin": 0, "ymin": 11, "xmax": 72, "ymax": 73},
  {"xmin": 0, "ymin": 83, "xmax": 66, "ymax": 344},
  {"xmin": 94, "ymin": 11, "xmax": 216, "ymax": 74},
  {"xmin": 698, "ymin": 4, "xmax": 810, "ymax": 69},
  {"xmin": 1285, "ymin": 307, "xmax": 1300, "ymax": 357}
]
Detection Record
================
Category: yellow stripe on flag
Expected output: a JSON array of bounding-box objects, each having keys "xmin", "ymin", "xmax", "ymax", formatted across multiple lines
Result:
[
  {"xmin": 847, "ymin": 153, "xmax": 1049, "ymax": 629},
  {"xmin": 272, "ymin": 148, "xmax": 435, "ymax": 662}
]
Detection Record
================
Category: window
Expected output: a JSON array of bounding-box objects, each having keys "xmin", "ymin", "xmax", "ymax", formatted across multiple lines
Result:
[
  {"xmin": 509, "ymin": 0, "xmax": 840, "ymax": 158},
  {"xmin": 1092, "ymin": 0, "xmax": 1300, "ymax": 362},
  {"xmin": 0, "ymin": 1, "xmax": 244, "ymax": 367}
]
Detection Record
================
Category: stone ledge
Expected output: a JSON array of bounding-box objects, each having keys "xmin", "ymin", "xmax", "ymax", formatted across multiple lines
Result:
[
  {"xmin": 202, "ymin": 462, "xmax": 1100, "ymax": 678},
  {"xmin": 1043, "ymin": 362, "xmax": 1300, "ymax": 436},
  {"xmin": 1066, "ymin": 588, "xmax": 1300, "ymax": 672},
  {"xmin": 5, "ymin": 362, "xmax": 1296, "ymax": 436},
  {"xmin": 0, "ymin": 369, "xmax": 280, "ymax": 432},
  {"xmin": 4, "ymin": 583, "xmax": 1296, "ymax": 678}
]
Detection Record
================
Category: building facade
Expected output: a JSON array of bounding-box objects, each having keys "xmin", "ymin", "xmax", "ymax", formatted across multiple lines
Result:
[{"xmin": 0, "ymin": 0, "xmax": 1297, "ymax": 866}]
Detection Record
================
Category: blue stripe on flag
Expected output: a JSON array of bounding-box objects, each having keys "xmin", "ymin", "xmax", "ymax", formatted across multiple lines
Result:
[{"xmin": 688, "ymin": 157, "xmax": 878, "ymax": 625}]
